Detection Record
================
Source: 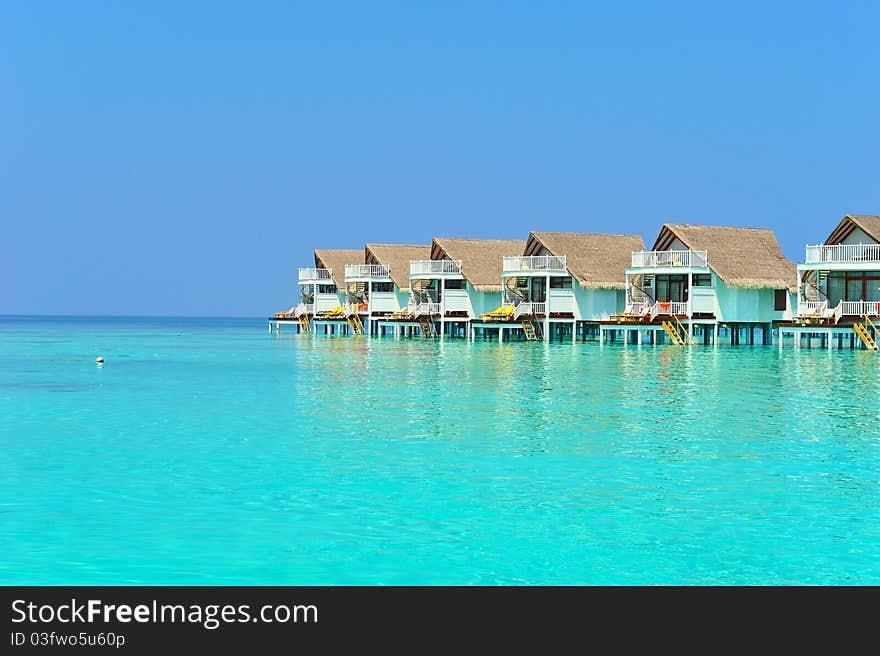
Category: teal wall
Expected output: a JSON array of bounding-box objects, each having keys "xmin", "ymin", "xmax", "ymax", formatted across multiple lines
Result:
[
  {"xmin": 574, "ymin": 286, "xmax": 624, "ymax": 321},
  {"xmin": 714, "ymin": 276, "xmax": 792, "ymax": 322}
]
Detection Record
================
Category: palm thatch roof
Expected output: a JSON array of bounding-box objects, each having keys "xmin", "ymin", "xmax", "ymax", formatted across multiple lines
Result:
[
  {"xmin": 365, "ymin": 244, "xmax": 431, "ymax": 290},
  {"xmin": 525, "ymin": 232, "xmax": 646, "ymax": 289},
  {"xmin": 431, "ymin": 238, "xmax": 526, "ymax": 291},
  {"xmin": 825, "ymin": 214, "xmax": 880, "ymax": 244},
  {"xmin": 654, "ymin": 224, "xmax": 796, "ymax": 291},
  {"xmin": 314, "ymin": 249, "xmax": 363, "ymax": 287}
]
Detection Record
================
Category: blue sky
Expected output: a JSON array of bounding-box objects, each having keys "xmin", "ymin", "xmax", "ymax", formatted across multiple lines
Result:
[{"xmin": 2, "ymin": 1, "xmax": 878, "ymax": 316}]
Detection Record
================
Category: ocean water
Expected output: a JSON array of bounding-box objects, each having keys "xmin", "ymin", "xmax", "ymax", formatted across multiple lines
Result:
[{"xmin": 1, "ymin": 316, "xmax": 879, "ymax": 585}]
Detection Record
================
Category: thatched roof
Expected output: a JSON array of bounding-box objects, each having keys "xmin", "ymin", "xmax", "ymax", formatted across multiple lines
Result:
[
  {"xmin": 432, "ymin": 238, "xmax": 526, "ymax": 291},
  {"xmin": 525, "ymin": 232, "xmax": 646, "ymax": 289},
  {"xmin": 314, "ymin": 249, "xmax": 362, "ymax": 287},
  {"xmin": 825, "ymin": 214, "xmax": 880, "ymax": 244},
  {"xmin": 365, "ymin": 244, "xmax": 431, "ymax": 290},
  {"xmin": 654, "ymin": 224, "xmax": 796, "ymax": 291}
]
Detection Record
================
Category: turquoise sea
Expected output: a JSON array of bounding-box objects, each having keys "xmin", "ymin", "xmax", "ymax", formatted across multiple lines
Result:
[{"xmin": 2, "ymin": 316, "xmax": 879, "ymax": 585}]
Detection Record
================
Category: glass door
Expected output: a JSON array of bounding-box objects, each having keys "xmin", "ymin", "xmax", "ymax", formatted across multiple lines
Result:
[{"xmin": 530, "ymin": 278, "xmax": 546, "ymax": 302}]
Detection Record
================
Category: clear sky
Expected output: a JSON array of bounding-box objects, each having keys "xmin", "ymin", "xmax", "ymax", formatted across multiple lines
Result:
[{"xmin": 2, "ymin": 1, "xmax": 878, "ymax": 316}]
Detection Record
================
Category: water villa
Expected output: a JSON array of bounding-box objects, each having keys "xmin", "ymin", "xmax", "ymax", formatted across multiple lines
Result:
[
  {"xmin": 779, "ymin": 214, "xmax": 880, "ymax": 349},
  {"xmin": 270, "ymin": 248, "xmax": 358, "ymax": 334},
  {"xmin": 473, "ymin": 232, "xmax": 644, "ymax": 341},
  {"xmin": 346, "ymin": 244, "xmax": 431, "ymax": 336},
  {"xmin": 606, "ymin": 224, "xmax": 796, "ymax": 345},
  {"xmin": 394, "ymin": 237, "xmax": 526, "ymax": 338}
]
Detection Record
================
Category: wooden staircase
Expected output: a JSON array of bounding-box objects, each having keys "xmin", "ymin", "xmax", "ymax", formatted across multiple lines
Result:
[
  {"xmin": 418, "ymin": 317, "xmax": 437, "ymax": 338},
  {"xmin": 347, "ymin": 313, "xmax": 364, "ymax": 335},
  {"xmin": 661, "ymin": 317, "xmax": 693, "ymax": 346},
  {"xmin": 854, "ymin": 317, "xmax": 879, "ymax": 351},
  {"xmin": 521, "ymin": 318, "xmax": 542, "ymax": 341},
  {"xmin": 298, "ymin": 315, "xmax": 311, "ymax": 334}
]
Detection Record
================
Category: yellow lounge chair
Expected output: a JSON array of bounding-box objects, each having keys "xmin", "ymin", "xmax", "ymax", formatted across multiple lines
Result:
[
  {"xmin": 480, "ymin": 305, "xmax": 514, "ymax": 321},
  {"xmin": 317, "ymin": 306, "xmax": 345, "ymax": 319}
]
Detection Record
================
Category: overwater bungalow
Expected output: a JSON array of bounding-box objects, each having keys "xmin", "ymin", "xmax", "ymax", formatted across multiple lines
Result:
[
  {"xmin": 608, "ymin": 224, "xmax": 796, "ymax": 345},
  {"xmin": 399, "ymin": 237, "xmax": 526, "ymax": 338},
  {"xmin": 270, "ymin": 248, "xmax": 358, "ymax": 334},
  {"xmin": 344, "ymin": 244, "xmax": 431, "ymax": 335},
  {"xmin": 779, "ymin": 214, "xmax": 880, "ymax": 349},
  {"xmin": 487, "ymin": 232, "xmax": 645, "ymax": 341},
  {"xmin": 301, "ymin": 248, "xmax": 363, "ymax": 335}
]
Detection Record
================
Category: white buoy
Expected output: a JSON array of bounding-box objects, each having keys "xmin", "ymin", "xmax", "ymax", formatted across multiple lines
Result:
[{"xmin": 96, "ymin": 356, "xmax": 104, "ymax": 364}]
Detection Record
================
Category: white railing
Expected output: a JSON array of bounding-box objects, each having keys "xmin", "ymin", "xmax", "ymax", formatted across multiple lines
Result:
[
  {"xmin": 625, "ymin": 301, "xmax": 651, "ymax": 316},
  {"xmin": 805, "ymin": 244, "xmax": 880, "ymax": 263},
  {"xmin": 413, "ymin": 302, "xmax": 441, "ymax": 317},
  {"xmin": 345, "ymin": 264, "xmax": 391, "ymax": 278},
  {"xmin": 514, "ymin": 302, "xmax": 547, "ymax": 319},
  {"xmin": 650, "ymin": 300, "xmax": 689, "ymax": 317},
  {"xmin": 503, "ymin": 255, "xmax": 567, "ymax": 271},
  {"xmin": 798, "ymin": 300, "xmax": 829, "ymax": 318},
  {"xmin": 835, "ymin": 300, "xmax": 880, "ymax": 319},
  {"xmin": 298, "ymin": 267, "xmax": 333, "ymax": 282},
  {"xmin": 294, "ymin": 303, "xmax": 314, "ymax": 317},
  {"xmin": 630, "ymin": 250, "xmax": 708, "ymax": 268},
  {"xmin": 410, "ymin": 259, "xmax": 462, "ymax": 275},
  {"xmin": 345, "ymin": 301, "xmax": 369, "ymax": 315}
]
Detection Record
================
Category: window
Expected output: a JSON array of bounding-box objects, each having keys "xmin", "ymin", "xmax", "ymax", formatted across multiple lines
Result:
[
  {"xmin": 693, "ymin": 274, "xmax": 712, "ymax": 287},
  {"xmin": 826, "ymin": 271, "xmax": 880, "ymax": 305},
  {"xmin": 317, "ymin": 284, "xmax": 337, "ymax": 294},
  {"xmin": 530, "ymin": 277, "xmax": 546, "ymax": 302},
  {"xmin": 550, "ymin": 276, "xmax": 572, "ymax": 289},
  {"xmin": 372, "ymin": 282, "xmax": 393, "ymax": 293},
  {"xmin": 444, "ymin": 279, "xmax": 466, "ymax": 290},
  {"xmin": 774, "ymin": 289, "xmax": 787, "ymax": 311},
  {"xmin": 654, "ymin": 275, "xmax": 688, "ymax": 302}
]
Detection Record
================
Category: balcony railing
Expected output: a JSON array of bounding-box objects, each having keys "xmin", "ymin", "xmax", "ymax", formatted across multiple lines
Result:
[
  {"xmin": 799, "ymin": 300, "xmax": 880, "ymax": 323},
  {"xmin": 294, "ymin": 303, "xmax": 314, "ymax": 317},
  {"xmin": 413, "ymin": 302, "xmax": 441, "ymax": 317},
  {"xmin": 502, "ymin": 255, "xmax": 567, "ymax": 272},
  {"xmin": 798, "ymin": 300, "xmax": 829, "ymax": 319},
  {"xmin": 625, "ymin": 301, "xmax": 651, "ymax": 316},
  {"xmin": 804, "ymin": 244, "xmax": 880, "ymax": 264},
  {"xmin": 410, "ymin": 259, "xmax": 462, "ymax": 275},
  {"xmin": 649, "ymin": 301, "xmax": 689, "ymax": 318},
  {"xmin": 298, "ymin": 267, "xmax": 333, "ymax": 282},
  {"xmin": 837, "ymin": 300, "xmax": 880, "ymax": 318},
  {"xmin": 344, "ymin": 301, "xmax": 369, "ymax": 315},
  {"xmin": 345, "ymin": 264, "xmax": 391, "ymax": 278},
  {"xmin": 630, "ymin": 250, "xmax": 708, "ymax": 268},
  {"xmin": 513, "ymin": 302, "xmax": 547, "ymax": 319}
]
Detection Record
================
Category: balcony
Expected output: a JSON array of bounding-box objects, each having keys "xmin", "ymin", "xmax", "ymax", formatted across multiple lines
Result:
[
  {"xmin": 630, "ymin": 250, "xmax": 708, "ymax": 268},
  {"xmin": 649, "ymin": 301, "xmax": 690, "ymax": 318},
  {"xmin": 294, "ymin": 303, "xmax": 314, "ymax": 317},
  {"xmin": 513, "ymin": 302, "xmax": 547, "ymax": 319},
  {"xmin": 502, "ymin": 255, "xmax": 567, "ymax": 273},
  {"xmin": 345, "ymin": 264, "xmax": 391, "ymax": 279},
  {"xmin": 798, "ymin": 300, "xmax": 880, "ymax": 323},
  {"xmin": 410, "ymin": 259, "xmax": 463, "ymax": 276},
  {"xmin": 412, "ymin": 301, "xmax": 441, "ymax": 317},
  {"xmin": 298, "ymin": 267, "xmax": 333, "ymax": 283},
  {"xmin": 837, "ymin": 300, "xmax": 880, "ymax": 317},
  {"xmin": 804, "ymin": 244, "xmax": 880, "ymax": 264}
]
